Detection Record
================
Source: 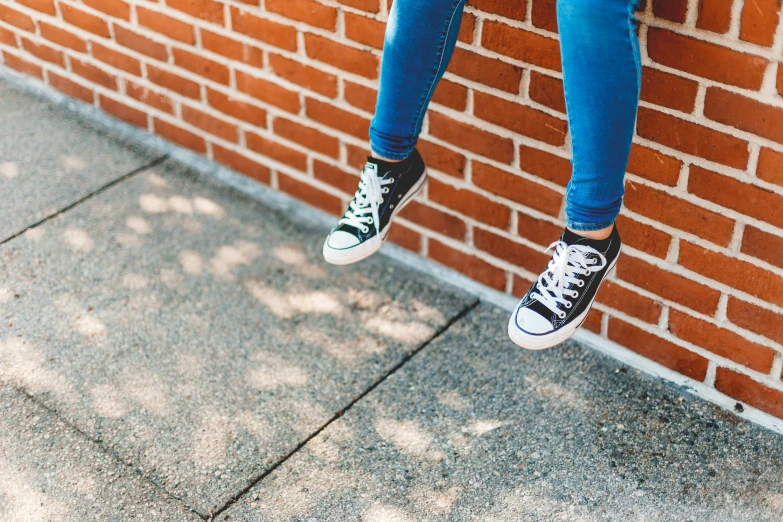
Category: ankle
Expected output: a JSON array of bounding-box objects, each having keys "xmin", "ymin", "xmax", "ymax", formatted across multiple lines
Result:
[{"xmin": 568, "ymin": 223, "xmax": 614, "ymax": 241}]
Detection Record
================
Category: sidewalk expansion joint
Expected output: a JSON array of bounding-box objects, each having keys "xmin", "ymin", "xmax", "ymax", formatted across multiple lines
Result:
[
  {"xmin": 0, "ymin": 155, "xmax": 168, "ymax": 248},
  {"xmin": 8, "ymin": 384, "xmax": 209, "ymax": 520},
  {"xmin": 206, "ymin": 298, "xmax": 481, "ymax": 520}
]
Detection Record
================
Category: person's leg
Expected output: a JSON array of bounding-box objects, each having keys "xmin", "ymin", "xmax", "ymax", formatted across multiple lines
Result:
[
  {"xmin": 509, "ymin": 0, "xmax": 641, "ymax": 350},
  {"xmin": 561, "ymin": 0, "xmax": 642, "ymax": 238},
  {"xmin": 370, "ymin": 0, "xmax": 468, "ymax": 161},
  {"xmin": 323, "ymin": 0, "xmax": 467, "ymax": 265}
]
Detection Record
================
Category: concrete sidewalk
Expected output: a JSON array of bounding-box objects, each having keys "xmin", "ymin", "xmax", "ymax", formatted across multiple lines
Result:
[{"xmin": 1, "ymin": 80, "xmax": 782, "ymax": 521}]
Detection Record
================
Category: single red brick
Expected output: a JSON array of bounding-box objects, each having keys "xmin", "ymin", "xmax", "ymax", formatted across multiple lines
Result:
[
  {"xmin": 387, "ymin": 223, "xmax": 422, "ymax": 253},
  {"xmin": 182, "ymin": 105, "xmax": 239, "ymax": 142},
  {"xmin": 0, "ymin": 4, "xmax": 36, "ymax": 32},
  {"xmin": 482, "ymin": 21, "xmax": 561, "ymax": 71},
  {"xmin": 39, "ymin": 23, "xmax": 88, "ymax": 52},
  {"xmin": 213, "ymin": 144, "xmax": 271, "ymax": 184},
  {"xmin": 344, "ymin": 11, "xmax": 385, "ymax": 49},
  {"xmin": 431, "ymin": 79, "xmax": 468, "ymax": 111},
  {"xmin": 0, "ymin": 26, "xmax": 16, "ymax": 47},
  {"xmin": 474, "ymin": 92, "xmax": 567, "ymax": 146},
  {"xmin": 344, "ymin": 81, "xmax": 377, "ymax": 113},
  {"xmin": 740, "ymin": 226, "xmax": 783, "ymax": 271},
  {"xmin": 278, "ymin": 173, "xmax": 343, "ymax": 215},
  {"xmin": 91, "ymin": 42, "xmax": 141, "ymax": 75},
  {"xmin": 274, "ymin": 117, "xmax": 339, "ymax": 158},
  {"xmin": 458, "ymin": 12, "xmax": 475, "ymax": 44},
  {"xmin": 71, "ymin": 59, "xmax": 117, "ymax": 90},
  {"xmin": 519, "ymin": 145, "xmax": 571, "ymax": 186},
  {"xmin": 739, "ymin": 0, "xmax": 780, "ymax": 46},
  {"xmin": 137, "ymin": 7, "xmax": 194, "ymax": 44},
  {"xmin": 246, "ymin": 132, "xmax": 308, "ymax": 171},
  {"xmin": 757, "ymin": 148, "xmax": 783, "ymax": 188},
  {"xmin": 269, "ymin": 53, "xmax": 338, "ymax": 97},
  {"xmin": 705, "ymin": 87, "xmax": 783, "ymax": 146},
  {"xmin": 167, "ymin": 0, "xmax": 224, "ymax": 24},
  {"xmin": 616, "ymin": 255, "xmax": 722, "ymax": 315},
  {"xmin": 471, "ymin": 0, "xmax": 527, "ymax": 20},
  {"xmin": 236, "ymin": 71, "xmax": 300, "ymax": 113},
  {"xmin": 715, "ymin": 368, "xmax": 783, "ymax": 418},
  {"xmin": 669, "ymin": 310, "xmax": 775, "ymax": 373},
  {"xmin": 304, "ymin": 34, "xmax": 378, "ymax": 79},
  {"xmin": 346, "ymin": 143, "xmax": 371, "ymax": 170},
  {"xmin": 679, "ymin": 241, "xmax": 783, "ymax": 307},
  {"xmin": 230, "ymin": 7, "xmax": 298, "ymax": 51},
  {"xmin": 60, "ymin": 4, "xmax": 110, "ymax": 37},
  {"xmin": 688, "ymin": 166, "xmax": 783, "ymax": 229},
  {"xmin": 1, "ymin": 51, "xmax": 42, "ymax": 79},
  {"xmin": 647, "ymin": 27, "xmax": 767, "ymax": 90},
  {"xmin": 511, "ymin": 273, "xmax": 536, "ymax": 298},
  {"xmin": 398, "ymin": 201, "xmax": 467, "ymax": 240},
  {"xmin": 608, "ymin": 318, "xmax": 709, "ymax": 381},
  {"xmin": 624, "ymin": 180, "xmax": 735, "ymax": 246},
  {"xmin": 173, "ymin": 48, "xmax": 229, "ymax": 84},
  {"xmin": 636, "ymin": 107, "xmax": 749, "ymax": 170},
  {"xmin": 126, "ymin": 81, "xmax": 174, "ymax": 113},
  {"xmin": 207, "ymin": 88, "xmax": 267, "ymax": 126},
  {"xmin": 101, "ymin": 95, "xmax": 147, "ymax": 128},
  {"xmin": 417, "ymin": 139, "xmax": 466, "ymax": 178},
  {"xmin": 727, "ymin": 297, "xmax": 783, "ymax": 346},
  {"xmin": 653, "ymin": 0, "xmax": 688, "ymax": 22},
  {"xmin": 313, "ymin": 160, "xmax": 359, "ymax": 194},
  {"xmin": 48, "ymin": 72, "xmax": 94, "ymax": 103},
  {"xmin": 21, "ymin": 37, "xmax": 64, "ymax": 66},
  {"xmin": 147, "ymin": 65, "xmax": 201, "ymax": 99},
  {"xmin": 696, "ymin": 0, "xmax": 732, "ymax": 33},
  {"xmin": 641, "ymin": 67, "xmax": 699, "ymax": 113},
  {"xmin": 583, "ymin": 309, "xmax": 603, "ymax": 334},
  {"xmin": 472, "ymin": 161, "xmax": 564, "ymax": 217},
  {"xmin": 531, "ymin": 0, "xmax": 558, "ymax": 32},
  {"xmin": 778, "ymin": 65, "xmax": 783, "ymax": 97},
  {"xmin": 114, "ymin": 26, "xmax": 168, "ymax": 62},
  {"xmin": 428, "ymin": 240, "xmax": 507, "ymax": 290},
  {"xmin": 627, "ymin": 144, "xmax": 682, "ymax": 186},
  {"xmin": 305, "ymin": 98, "xmax": 370, "ymax": 139},
  {"xmin": 428, "ymin": 112, "xmax": 514, "ymax": 164},
  {"xmin": 614, "ymin": 215, "xmax": 671, "ymax": 259},
  {"xmin": 201, "ymin": 29, "xmax": 264, "ymax": 67},
  {"xmin": 597, "ymin": 280, "xmax": 662, "ymax": 324},
  {"xmin": 267, "ymin": 0, "xmax": 337, "ymax": 30},
  {"xmin": 446, "ymin": 47, "xmax": 523, "ymax": 94},
  {"xmin": 473, "ymin": 228, "xmax": 550, "ymax": 274},
  {"xmin": 516, "ymin": 212, "xmax": 562, "ymax": 246},
  {"xmin": 428, "ymin": 178, "xmax": 512, "ymax": 229},
  {"xmin": 154, "ymin": 117, "xmax": 206, "ymax": 152},
  {"xmin": 82, "ymin": 0, "xmax": 130, "ymax": 20},
  {"xmin": 337, "ymin": 0, "xmax": 379, "ymax": 12},
  {"xmin": 528, "ymin": 71, "xmax": 565, "ymax": 113},
  {"xmin": 17, "ymin": 0, "xmax": 55, "ymax": 15}
]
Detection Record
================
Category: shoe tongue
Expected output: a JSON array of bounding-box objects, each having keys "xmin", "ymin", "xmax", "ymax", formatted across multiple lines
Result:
[
  {"xmin": 363, "ymin": 160, "xmax": 380, "ymax": 178},
  {"xmin": 365, "ymin": 155, "xmax": 408, "ymax": 178},
  {"xmin": 561, "ymin": 227, "xmax": 613, "ymax": 250}
]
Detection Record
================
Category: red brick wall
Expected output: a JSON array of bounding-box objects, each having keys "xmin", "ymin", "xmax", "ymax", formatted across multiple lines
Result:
[{"xmin": 2, "ymin": 0, "xmax": 783, "ymax": 418}]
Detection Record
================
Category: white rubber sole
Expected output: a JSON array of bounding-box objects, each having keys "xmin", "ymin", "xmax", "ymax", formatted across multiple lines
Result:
[
  {"xmin": 323, "ymin": 170, "xmax": 428, "ymax": 266},
  {"xmin": 507, "ymin": 249, "xmax": 621, "ymax": 351}
]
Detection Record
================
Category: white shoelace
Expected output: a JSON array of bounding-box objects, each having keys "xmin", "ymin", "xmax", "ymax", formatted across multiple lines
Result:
[
  {"xmin": 531, "ymin": 241, "xmax": 607, "ymax": 319},
  {"xmin": 338, "ymin": 164, "xmax": 393, "ymax": 235}
]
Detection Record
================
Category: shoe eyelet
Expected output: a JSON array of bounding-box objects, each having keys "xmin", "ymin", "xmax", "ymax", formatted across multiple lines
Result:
[
  {"xmin": 362, "ymin": 226, "xmax": 369, "ymax": 233},
  {"xmin": 367, "ymin": 218, "xmax": 373, "ymax": 224},
  {"xmin": 577, "ymin": 280, "xmax": 585, "ymax": 287},
  {"xmin": 559, "ymin": 312, "xmax": 566, "ymax": 319},
  {"xmin": 390, "ymin": 204, "xmax": 394, "ymax": 208},
  {"xmin": 389, "ymin": 177, "xmax": 394, "ymax": 183},
  {"xmin": 564, "ymin": 302, "xmax": 572, "ymax": 309},
  {"xmin": 382, "ymin": 188, "xmax": 389, "ymax": 193},
  {"xmin": 571, "ymin": 290, "xmax": 579, "ymax": 298}
]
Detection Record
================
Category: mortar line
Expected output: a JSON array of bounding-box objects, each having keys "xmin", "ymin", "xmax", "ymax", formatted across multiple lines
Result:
[
  {"xmin": 206, "ymin": 298, "xmax": 481, "ymax": 520},
  {"xmin": 8, "ymin": 384, "xmax": 209, "ymax": 520},
  {"xmin": 0, "ymin": 155, "xmax": 169, "ymax": 247}
]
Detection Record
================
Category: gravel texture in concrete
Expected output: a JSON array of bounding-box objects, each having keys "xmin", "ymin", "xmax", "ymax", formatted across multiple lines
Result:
[
  {"xmin": 0, "ymin": 158, "xmax": 475, "ymax": 515},
  {"xmin": 0, "ymin": 383, "xmax": 201, "ymax": 521},
  {"xmin": 224, "ymin": 304, "xmax": 783, "ymax": 522},
  {"xmin": 0, "ymin": 81, "xmax": 161, "ymax": 243}
]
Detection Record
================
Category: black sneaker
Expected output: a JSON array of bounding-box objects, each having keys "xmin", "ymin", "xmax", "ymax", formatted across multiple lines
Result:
[
  {"xmin": 323, "ymin": 149, "xmax": 427, "ymax": 265},
  {"xmin": 508, "ymin": 225, "xmax": 622, "ymax": 350}
]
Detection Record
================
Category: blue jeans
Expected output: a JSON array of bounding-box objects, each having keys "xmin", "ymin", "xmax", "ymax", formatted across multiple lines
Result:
[{"xmin": 369, "ymin": 0, "xmax": 642, "ymax": 231}]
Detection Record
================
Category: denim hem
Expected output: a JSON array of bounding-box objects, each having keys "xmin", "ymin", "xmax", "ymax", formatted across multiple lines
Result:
[
  {"xmin": 565, "ymin": 218, "xmax": 616, "ymax": 232},
  {"xmin": 369, "ymin": 144, "xmax": 414, "ymax": 161}
]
